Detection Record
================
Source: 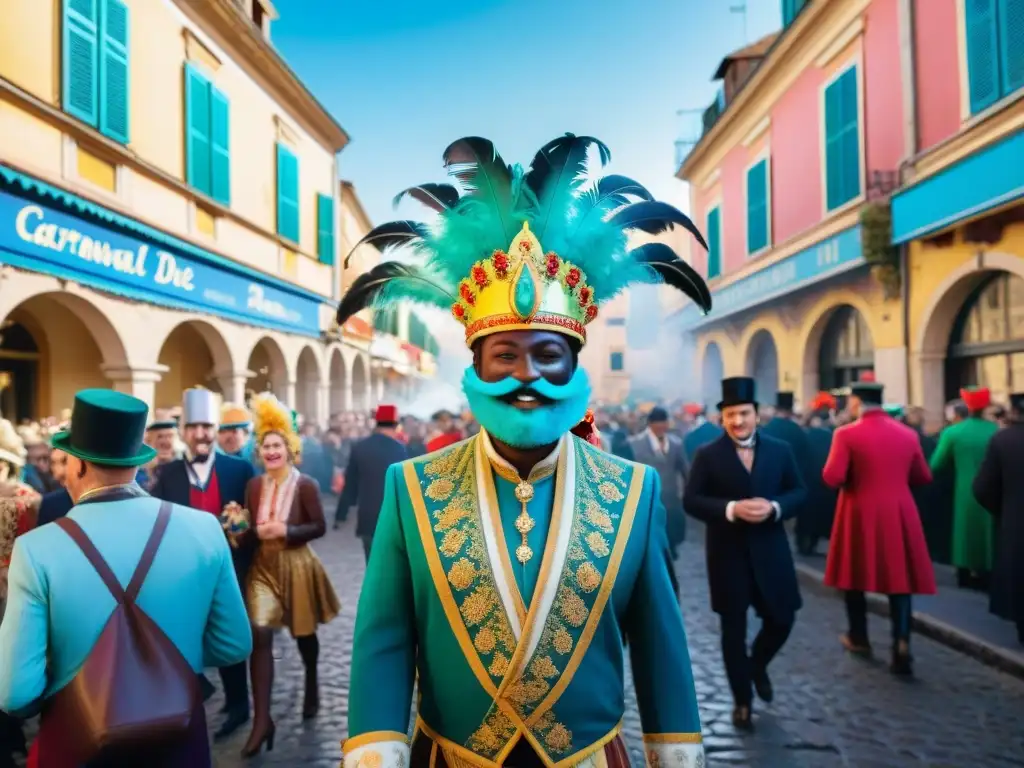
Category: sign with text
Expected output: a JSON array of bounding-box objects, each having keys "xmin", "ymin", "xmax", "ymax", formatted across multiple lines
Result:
[
  {"xmin": 675, "ymin": 225, "xmax": 864, "ymax": 328},
  {"xmin": 0, "ymin": 191, "xmax": 323, "ymax": 336}
]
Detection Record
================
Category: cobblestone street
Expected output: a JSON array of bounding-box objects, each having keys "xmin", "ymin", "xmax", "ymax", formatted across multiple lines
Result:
[{"xmin": 190, "ymin": 513, "xmax": 1024, "ymax": 767}]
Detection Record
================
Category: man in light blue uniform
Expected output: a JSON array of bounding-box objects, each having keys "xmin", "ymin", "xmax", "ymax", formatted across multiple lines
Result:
[{"xmin": 0, "ymin": 389, "xmax": 252, "ymax": 741}]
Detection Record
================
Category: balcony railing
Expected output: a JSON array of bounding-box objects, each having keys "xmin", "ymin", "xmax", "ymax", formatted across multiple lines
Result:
[{"xmin": 701, "ymin": 89, "xmax": 727, "ymax": 137}]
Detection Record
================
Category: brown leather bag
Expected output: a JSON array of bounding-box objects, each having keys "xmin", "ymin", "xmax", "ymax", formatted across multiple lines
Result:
[{"xmin": 45, "ymin": 502, "xmax": 200, "ymax": 763}]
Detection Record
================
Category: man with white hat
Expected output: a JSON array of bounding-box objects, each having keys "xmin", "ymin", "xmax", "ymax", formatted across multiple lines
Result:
[{"xmin": 151, "ymin": 387, "xmax": 255, "ymax": 739}]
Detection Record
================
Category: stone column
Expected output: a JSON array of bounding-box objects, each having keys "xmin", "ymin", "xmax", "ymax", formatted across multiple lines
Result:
[
  {"xmin": 283, "ymin": 379, "xmax": 297, "ymax": 412},
  {"xmin": 342, "ymin": 378, "xmax": 353, "ymax": 413},
  {"xmin": 102, "ymin": 364, "xmax": 168, "ymax": 411},
  {"xmin": 874, "ymin": 346, "xmax": 909, "ymax": 406},
  {"xmin": 375, "ymin": 373, "xmax": 385, "ymax": 405},
  {"xmin": 213, "ymin": 369, "xmax": 252, "ymax": 405},
  {"xmin": 318, "ymin": 384, "xmax": 331, "ymax": 428}
]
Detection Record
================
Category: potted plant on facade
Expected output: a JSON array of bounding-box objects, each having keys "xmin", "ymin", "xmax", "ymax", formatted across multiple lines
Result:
[{"xmin": 861, "ymin": 200, "xmax": 901, "ymax": 300}]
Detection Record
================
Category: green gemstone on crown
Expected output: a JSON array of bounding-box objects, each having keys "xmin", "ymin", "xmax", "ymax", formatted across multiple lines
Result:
[{"xmin": 512, "ymin": 265, "xmax": 537, "ymax": 319}]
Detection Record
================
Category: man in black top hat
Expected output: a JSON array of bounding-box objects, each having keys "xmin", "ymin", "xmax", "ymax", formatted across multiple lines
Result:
[
  {"xmin": 973, "ymin": 392, "xmax": 1024, "ymax": 646},
  {"xmin": 628, "ymin": 406, "xmax": 689, "ymax": 558},
  {"xmin": 684, "ymin": 376, "xmax": 806, "ymax": 729},
  {"xmin": 761, "ymin": 392, "xmax": 815, "ymax": 554}
]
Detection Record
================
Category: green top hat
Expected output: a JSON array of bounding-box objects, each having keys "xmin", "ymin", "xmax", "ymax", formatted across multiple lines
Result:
[{"xmin": 51, "ymin": 389, "xmax": 157, "ymax": 467}]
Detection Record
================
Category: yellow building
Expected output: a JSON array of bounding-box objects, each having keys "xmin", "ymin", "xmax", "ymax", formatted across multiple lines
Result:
[{"xmin": 0, "ymin": 0, "xmax": 362, "ymax": 425}]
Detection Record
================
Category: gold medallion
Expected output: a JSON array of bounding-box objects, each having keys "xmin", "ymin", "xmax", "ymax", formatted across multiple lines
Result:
[
  {"xmin": 515, "ymin": 481, "xmax": 535, "ymax": 503},
  {"xmin": 515, "ymin": 544, "xmax": 534, "ymax": 564}
]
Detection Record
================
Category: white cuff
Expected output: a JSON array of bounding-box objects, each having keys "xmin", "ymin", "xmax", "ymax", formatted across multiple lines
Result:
[
  {"xmin": 342, "ymin": 736, "xmax": 409, "ymax": 768},
  {"xmin": 725, "ymin": 501, "xmax": 736, "ymax": 522},
  {"xmin": 644, "ymin": 738, "xmax": 704, "ymax": 767},
  {"xmin": 771, "ymin": 501, "xmax": 781, "ymax": 521}
]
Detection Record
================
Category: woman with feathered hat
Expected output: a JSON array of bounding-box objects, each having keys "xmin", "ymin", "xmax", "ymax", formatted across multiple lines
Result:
[
  {"xmin": 238, "ymin": 393, "xmax": 339, "ymax": 757},
  {"xmin": 338, "ymin": 135, "xmax": 712, "ymax": 768}
]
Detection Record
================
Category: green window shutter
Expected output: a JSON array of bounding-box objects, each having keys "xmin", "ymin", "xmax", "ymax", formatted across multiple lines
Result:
[
  {"xmin": 98, "ymin": 0, "xmax": 129, "ymax": 143},
  {"xmin": 966, "ymin": 0, "xmax": 1002, "ymax": 112},
  {"xmin": 209, "ymin": 85, "xmax": 231, "ymax": 205},
  {"xmin": 63, "ymin": 0, "xmax": 99, "ymax": 126},
  {"xmin": 825, "ymin": 67, "xmax": 860, "ymax": 210},
  {"xmin": 746, "ymin": 160, "xmax": 769, "ymax": 254},
  {"xmin": 316, "ymin": 193, "xmax": 336, "ymax": 265},
  {"xmin": 999, "ymin": 0, "xmax": 1024, "ymax": 95},
  {"xmin": 184, "ymin": 63, "xmax": 212, "ymax": 196},
  {"xmin": 276, "ymin": 143, "xmax": 300, "ymax": 243},
  {"xmin": 706, "ymin": 207, "xmax": 721, "ymax": 279}
]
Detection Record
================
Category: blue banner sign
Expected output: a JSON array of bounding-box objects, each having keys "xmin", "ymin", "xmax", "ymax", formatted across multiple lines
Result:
[
  {"xmin": 675, "ymin": 225, "xmax": 864, "ymax": 328},
  {"xmin": 0, "ymin": 190, "xmax": 324, "ymax": 336}
]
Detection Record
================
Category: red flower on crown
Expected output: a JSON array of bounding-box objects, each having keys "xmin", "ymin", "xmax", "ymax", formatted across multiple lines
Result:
[
  {"xmin": 565, "ymin": 267, "xmax": 581, "ymax": 289},
  {"xmin": 492, "ymin": 250, "xmax": 509, "ymax": 276},
  {"xmin": 471, "ymin": 265, "xmax": 488, "ymax": 287},
  {"xmin": 578, "ymin": 286, "xmax": 592, "ymax": 306},
  {"xmin": 585, "ymin": 304, "xmax": 598, "ymax": 321},
  {"xmin": 545, "ymin": 252, "xmax": 560, "ymax": 278},
  {"xmin": 451, "ymin": 303, "xmax": 466, "ymax": 319},
  {"xmin": 459, "ymin": 282, "xmax": 476, "ymax": 305}
]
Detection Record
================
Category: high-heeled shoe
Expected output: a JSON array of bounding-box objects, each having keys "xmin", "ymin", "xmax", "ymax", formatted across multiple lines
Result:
[{"xmin": 240, "ymin": 721, "xmax": 275, "ymax": 757}]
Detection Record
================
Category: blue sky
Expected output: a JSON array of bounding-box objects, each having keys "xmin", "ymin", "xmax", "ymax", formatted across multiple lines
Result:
[{"xmin": 273, "ymin": 0, "xmax": 782, "ymax": 228}]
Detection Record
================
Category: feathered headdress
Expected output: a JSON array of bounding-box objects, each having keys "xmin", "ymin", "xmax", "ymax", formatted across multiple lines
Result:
[
  {"xmin": 250, "ymin": 392, "xmax": 301, "ymax": 459},
  {"xmin": 338, "ymin": 134, "xmax": 712, "ymax": 347}
]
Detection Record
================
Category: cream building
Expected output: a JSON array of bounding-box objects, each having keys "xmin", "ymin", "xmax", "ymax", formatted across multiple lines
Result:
[{"xmin": 0, "ymin": 0, "xmax": 384, "ymax": 425}]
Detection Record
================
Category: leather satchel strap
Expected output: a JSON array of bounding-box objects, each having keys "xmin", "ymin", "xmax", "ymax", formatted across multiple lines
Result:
[{"xmin": 56, "ymin": 501, "xmax": 172, "ymax": 606}]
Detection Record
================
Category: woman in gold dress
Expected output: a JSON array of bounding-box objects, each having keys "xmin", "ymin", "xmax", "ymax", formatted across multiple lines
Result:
[{"xmin": 240, "ymin": 394, "xmax": 340, "ymax": 757}]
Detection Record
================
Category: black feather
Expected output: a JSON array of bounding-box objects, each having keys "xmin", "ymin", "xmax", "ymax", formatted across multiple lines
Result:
[
  {"xmin": 609, "ymin": 201, "xmax": 709, "ymax": 251},
  {"xmin": 392, "ymin": 183, "xmax": 461, "ymax": 213},
  {"xmin": 594, "ymin": 174, "xmax": 653, "ymax": 204},
  {"xmin": 525, "ymin": 133, "xmax": 612, "ymax": 239},
  {"xmin": 343, "ymin": 220, "xmax": 429, "ymax": 268},
  {"xmin": 629, "ymin": 243, "xmax": 712, "ymax": 314},
  {"xmin": 441, "ymin": 137, "xmax": 514, "ymax": 239},
  {"xmin": 336, "ymin": 262, "xmax": 454, "ymax": 325}
]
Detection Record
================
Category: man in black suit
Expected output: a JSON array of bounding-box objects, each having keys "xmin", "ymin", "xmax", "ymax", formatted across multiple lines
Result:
[
  {"xmin": 150, "ymin": 388, "xmax": 255, "ymax": 740},
  {"xmin": 760, "ymin": 392, "xmax": 815, "ymax": 554},
  {"xmin": 35, "ymin": 448, "xmax": 73, "ymax": 527},
  {"xmin": 684, "ymin": 376, "xmax": 806, "ymax": 730},
  {"xmin": 336, "ymin": 404, "xmax": 408, "ymax": 561}
]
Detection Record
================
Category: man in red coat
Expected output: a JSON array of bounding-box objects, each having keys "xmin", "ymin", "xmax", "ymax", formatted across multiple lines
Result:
[
  {"xmin": 823, "ymin": 381, "xmax": 935, "ymax": 676},
  {"xmin": 424, "ymin": 409, "xmax": 463, "ymax": 453}
]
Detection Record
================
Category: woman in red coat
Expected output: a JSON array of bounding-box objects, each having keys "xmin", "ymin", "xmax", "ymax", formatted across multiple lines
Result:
[{"xmin": 822, "ymin": 382, "xmax": 935, "ymax": 676}]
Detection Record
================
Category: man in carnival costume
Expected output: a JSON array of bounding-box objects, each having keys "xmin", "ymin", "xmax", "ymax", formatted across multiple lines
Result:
[{"xmin": 338, "ymin": 135, "xmax": 713, "ymax": 768}]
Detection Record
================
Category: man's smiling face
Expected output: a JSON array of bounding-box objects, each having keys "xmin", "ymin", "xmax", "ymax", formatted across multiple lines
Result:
[{"xmin": 475, "ymin": 330, "xmax": 575, "ymax": 411}]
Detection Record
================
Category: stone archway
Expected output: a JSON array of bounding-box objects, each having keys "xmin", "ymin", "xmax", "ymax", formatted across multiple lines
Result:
[
  {"xmin": 246, "ymin": 337, "xmax": 289, "ymax": 400},
  {"xmin": 327, "ymin": 348, "xmax": 348, "ymax": 416},
  {"xmin": 745, "ymin": 329, "xmax": 779, "ymax": 405},
  {"xmin": 800, "ymin": 304, "xmax": 875, "ymax": 398},
  {"xmin": 914, "ymin": 252, "xmax": 1024, "ymax": 421},
  {"xmin": 295, "ymin": 345, "xmax": 322, "ymax": 425},
  {"xmin": 351, "ymin": 354, "xmax": 369, "ymax": 414},
  {"xmin": 154, "ymin": 320, "xmax": 234, "ymax": 409},
  {"xmin": 701, "ymin": 342, "xmax": 725, "ymax": 409},
  {"xmin": 0, "ymin": 292, "xmax": 129, "ymax": 420}
]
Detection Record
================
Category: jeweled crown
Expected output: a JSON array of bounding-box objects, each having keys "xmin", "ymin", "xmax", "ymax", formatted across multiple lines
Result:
[{"xmin": 452, "ymin": 222, "xmax": 596, "ymax": 345}]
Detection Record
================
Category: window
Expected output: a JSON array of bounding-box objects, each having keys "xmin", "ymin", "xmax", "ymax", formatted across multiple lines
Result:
[
  {"xmin": 705, "ymin": 206, "xmax": 722, "ymax": 279},
  {"xmin": 62, "ymin": 0, "xmax": 130, "ymax": 144},
  {"xmin": 824, "ymin": 65, "xmax": 861, "ymax": 211},
  {"xmin": 316, "ymin": 193, "xmax": 335, "ymax": 265},
  {"xmin": 782, "ymin": 0, "xmax": 808, "ymax": 26},
  {"xmin": 276, "ymin": 143, "xmax": 300, "ymax": 243},
  {"xmin": 609, "ymin": 351, "xmax": 625, "ymax": 372},
  {"xmin": 964, "ymin": 0, "xmax": 1024, "ymax": 113},
  {"xmin": 746, "ymin": 158, "xmax": 770, "ymax": 254},
  {"xmin": 184, "ymin": 63, "xmax": 231, "ymax": 205},
  {"xmin": 606, "ymin": 318, "xmax": 626, "ymax": 327}
]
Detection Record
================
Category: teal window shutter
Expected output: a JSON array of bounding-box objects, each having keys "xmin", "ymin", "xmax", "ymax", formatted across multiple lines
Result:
[
  {"xmin": 965, "ymin": 0, "xmax": 1001, "ymax": 112},
  {"xmin": 706, "ymin": 207, "xmax": 722, "ymax": 279},
  {"xmin": 746, "ymin": 160, "xmax": 769, "ymax": 254},
  {"xmin": 316, "ymin": 193, "xmax": 335, "ymax": 265},
  {"xmin": 998, "ymin": 0, "xmax": 1024, "ymax": 95},
  {"xmin": 184, "ymin": 63, "xmax": 212, "ymax": 196},
  {"xmin": 276, "ymin": 144, "xmax": 300, "ymax": 243},
  {"xmin": 825, "ymin": 67, "xmax": 860, "ymax": 211},
  {"xmin": 209, "ymin": 85, "xmax": 231, "ymax": 205},
  {"xmin": 63, "ymin": 0, "xmax": 100, "ymax": 126},
  {"xmin": 98, "ymin": 0, "xmax": 129, "ymax": 143}
]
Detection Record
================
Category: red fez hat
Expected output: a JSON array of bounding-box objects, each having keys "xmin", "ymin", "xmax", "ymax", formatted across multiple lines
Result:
[
  {"xmin": 810, "ymin": 391, "xmax": 837, "ymax": 412},
  {"xmin": 860, "ymin": 371, "xmax": 876, "ymax": 383},
  {"xmin": 960, "ymin": 387, "xmax": 991, "ymax": 412},
  {"xmin": 375, "ymin": 404, "xmax": 399, "ymax": 424},
  {"xmin": 683, "ymin": 403, "xmax": 703, "ymax": 416}
]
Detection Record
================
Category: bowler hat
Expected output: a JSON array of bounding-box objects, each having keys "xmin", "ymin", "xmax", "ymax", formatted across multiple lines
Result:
[
  {"xmin": 776, "ymin": 392, "xmax": 795, "ymax": 412},
  {"xmin": 51, "ymin": 389, "xmax": 157, "ymax": 467},
  {"xmin": 647, "ymin": 406, "xmax": 669, "ymax": 424},
  {"xmin": 718, "ymin": 377, "xmax": 757, "ymax": 410},
  {"xmin": 850, "ymin": 382, "xmax": 884, "ymax": 406}
]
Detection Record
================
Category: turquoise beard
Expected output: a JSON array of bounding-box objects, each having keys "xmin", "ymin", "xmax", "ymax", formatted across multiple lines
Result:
[{"xmin": 462, "ymin": 365, "xmax": 592, "ymax": 449}]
